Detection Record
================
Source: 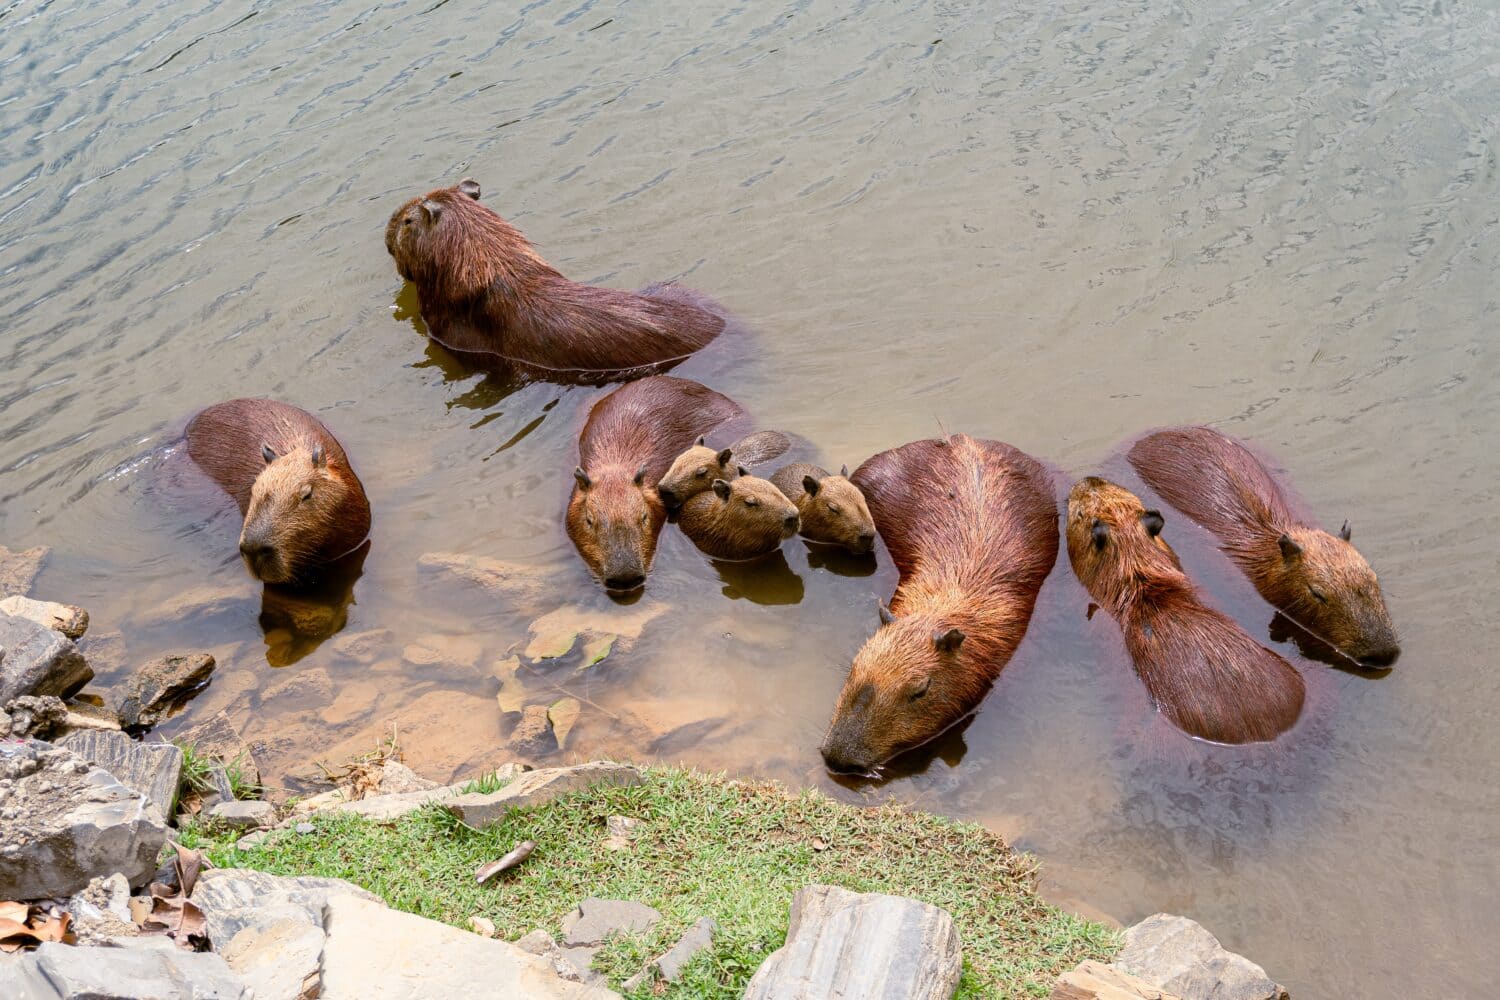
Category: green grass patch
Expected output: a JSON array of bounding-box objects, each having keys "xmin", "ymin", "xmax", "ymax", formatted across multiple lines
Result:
[{"xmin": 208, "ymin": 766, "xmax": 1115, "ymax": 998}]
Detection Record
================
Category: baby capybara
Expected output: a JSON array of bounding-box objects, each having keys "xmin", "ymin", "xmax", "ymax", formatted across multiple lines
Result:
[
  {"xmin": 657, "ymin": 430, "xmax": 792, "ymax": 511},
  {"xmin": 678, "ymin": 476, "xmax": 800, "ymax": 561},
  {"xmin": 770, "ymin": 463, "xmax": 876, "ymax": 554},
  {"xmin": 185, "ymin": 399, "xmax": 371, "ymax": 586},
  {"xmin": 1066, "ymin": 477, "xmax": 1306, "ymax": 744},
  {"xmin": 386, "ymin": 178, "xmax": 730, "ymax": 382},
  {"xmin": 1128, "ymin": 425, "xmax": 1399, "ymax": 669},
  {"xmin": 820, "ymin": 435, "xmax": 1058, "ymax": 774},
  {"xmin": 567, "ymin": 376, "xmax": 744, "ymax": 591}
]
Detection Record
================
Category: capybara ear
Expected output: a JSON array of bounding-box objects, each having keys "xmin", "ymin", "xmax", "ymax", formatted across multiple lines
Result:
[
  {"xmin": 802, "ymin": 475, "xmax": 821, "ymax": 497},
  {"xmin": 1091, "ymin": 518, "xmax": 1109, "ymax": 550},
  {"xmin": 1141, "ymin": 509, "xmax": 1164, "ymax": 537},
  {"xmin": 1339, "ymin": 519, "xmax": 1352, "ymax": 542},
  {"xmin": 421, "ymin": 198, "xmax": 443, "ymax": 223},
  {"xmin": 716, "ymin": 447, "xmax": 733, "ymax": 467},
  {"xmin": 1278, "ymin": 534, "xmax": 1303, "ymax": 560},
  {"xmin": 457, "ymin": 178, "xmax": 481, "ymax": 200},
  {"xmin": 311, "ymin": 444, "xmax": 326, "ymax": 469},
  {"xmin": 878, "ymin": 600, "xmax": 896, "ymax": 626},
  {"xmin": 574, "ymin": 467, "xmax": 592, "ymax": 491},
  {"xmin": 840, "ymin": 464, "xmax": 850, "ymax": 477},
  {"xmin": 712, "ymin": 479, "xmax": 732, "ymax": 501},
  {"xmin": 633, "ymin": 463, "xmax": 648, "ymax": 487},
  {"xmin": 933, "ymin": 627, "xmax": 966, "ymax": 653},
  {"xmin": 695, "ymin": 435, "xmax": 706, "ymax": 446},
  {"xmin": 261, "ymin": 443, "xmax": 277, "ymax": 465}
]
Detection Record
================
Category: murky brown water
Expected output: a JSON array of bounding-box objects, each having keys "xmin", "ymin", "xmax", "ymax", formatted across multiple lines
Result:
[{"xmin": 3, "ymin": 0, "xmax": 1497, "ymax": 994}]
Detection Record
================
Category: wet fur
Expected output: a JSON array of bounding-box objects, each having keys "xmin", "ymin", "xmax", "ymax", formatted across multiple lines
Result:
[
  {"xmin": 657, "ymin": 429, "xmax": 792, "ymax": 509},
  {"xmin": 678, "ymin": 475, "xmax": 799, "ymax": 561},
  {"xmin": 770, "ymin": 462, "xmax": 876, "ymax": 554}
]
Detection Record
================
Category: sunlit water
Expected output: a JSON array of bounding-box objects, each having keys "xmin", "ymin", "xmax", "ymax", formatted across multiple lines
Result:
[{"xmin": 3, "ymin": 1, "xmax": 1497, "ymax": 995}]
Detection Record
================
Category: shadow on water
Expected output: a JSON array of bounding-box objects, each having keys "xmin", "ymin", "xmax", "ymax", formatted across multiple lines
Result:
[
  {"xmin": 802, "ymin": 542, "xmax": 878, "ymax": 577},
  {"xmin": 258, "ymin": 540, "xmax": 369, "ymax": 667},
  {"xmin": 712, "ymin": 549, "xmax": 805, "ymax": 604},
  {"xmin": 1268, "ymin": 612, "xmax": 1394, "ymax": 679}
]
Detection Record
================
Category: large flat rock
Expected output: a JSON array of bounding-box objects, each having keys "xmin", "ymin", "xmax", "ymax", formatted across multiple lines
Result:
[
  {"xmin": 0, "ymin": 612, "xmax": 92, "ymax": 705},
  {"xmin": 0, "ymin": 595, "xmax": 88, "ymax": 639},
  {"xmin": 192, "ymin": 867, "xmax": 384, "ymax": 946},
  {"xmin": 446, "ymin": 761, "xmax": 641, "ymax": 828},
  {"xmin": 0, "ymin": 941, "xmax": 251, "ymax": 998},
  {"xmin": 57, "ymin": 729, "xmax": 182, "ymax": 820},
  {"xmin": 1116, "ymin": 914, "xmax": 1288, "ymax": 1000}
]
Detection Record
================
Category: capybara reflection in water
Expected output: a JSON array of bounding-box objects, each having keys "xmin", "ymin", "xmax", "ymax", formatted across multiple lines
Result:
[
  {"xmin": 567, "ymin": 376, "xmax": 745, "ymax": 592},
  {"xmin": 185, "ymin": 399, "xmax": 371, "ymax": 586},
  {"xmin": 656, "ymin": 430, "xmax": 791, "ymax": 511},
  {"xmin": 386, "ymin": 178, "xmax": 732, "ymax": 383},
  {"xmin": 1066, "ymin": 477, "xmax": 1305, "ymax": 744},
  {"xmin": 678, "ymin": 475, "xmax": 800, "ymax": 561},
  {"xmin": 770, "ymin": 463, "xmax": 876, "ymax": 555},
  {"xmin": 820, "ymin": 436, "xmax": 1058, "ymax": 774},
  {"xmin": 1128, "ymin": 425, "xmax": 1399, "ymax": 669}
]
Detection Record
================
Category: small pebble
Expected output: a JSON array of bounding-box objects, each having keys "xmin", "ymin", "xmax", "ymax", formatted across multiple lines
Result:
[
  {"xmin": 295, "ymin": 822, "xmax": 314, "ymax": 834},
  {"xmin": 468, "ymin": 915, "xmax": 497, "ymax": 937}
]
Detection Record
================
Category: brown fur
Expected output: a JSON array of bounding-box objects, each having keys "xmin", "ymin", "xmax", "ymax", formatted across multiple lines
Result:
[
  {"xmin": 1128, "ymin": 425, "xmax": 1399, "ymax": 668},
  {"xmin": 185, "ymin": 399, "xmax": 371, "ymax": 586},
  {"xmin": 770, "ymin": 463, "xmax": 876, "ymax": 554},
  {"xmin": 386, "ymin": 179, "xmax": 729, "ymax": 382},
  {"xmin": 820, "ymin": 435, "xmax": 1059, "ymax": 773},
  {"xmin": 567, "ymin": 376, "xmax": 744, "ymax": 591},
  {"xmin": 1066, "ymin": 477, "xmax": 1305, "ymax": 743},
  {"xmin": 656, "ymin": 430, "xmax": 791, "ymax": 510},
  {"xmin": 678, "ymin": 475, "xmax": 799, "ymax": 561}
]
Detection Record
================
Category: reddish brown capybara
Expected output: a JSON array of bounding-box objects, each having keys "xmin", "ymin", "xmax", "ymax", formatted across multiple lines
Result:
[
  {"xmin": 819, "ymin": 435, "xmax": 1058, "ymax": 774},
  {"xmin": 677, "ymin": 475, "xmax": 800, "ymax": 561},
  {"xmin": 1066, "ymin": 477, "xmax": 1306, "ymax": 744},
  {"xmin": 770, "ymin": 463, "xmax": 876, "ymax": 554},
  {"xmin": 184, "ymin": 399, "xmax": 371, "ymax": 586},
  {"xmin": 656, "ymin": 430, "xmax": 792, "ymax": 511},
  {"xmin": 386, "ymin": 178, "xmax": 731, "ymax": 383},
  {"xmin": 1127, "ymin": 425, "xmax": 1399, "ymax": 669},
  {"xmin": 567, "ymin": 376, "xmax": 745, "ymax": 591}
]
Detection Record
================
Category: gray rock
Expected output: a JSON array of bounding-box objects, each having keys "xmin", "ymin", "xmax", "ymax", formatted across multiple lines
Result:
[
  {"xmin": 174, "ymin": 710, "xmax": 262, "ymax": 789},
  {"xmin": 303, "ymin": 784, "xmax": 463, "ymax": 821},
  {"xmin": 0, "ymin": 595, "xmax": 88, "ymax": 639},
  {"xmin": 0, "ymin": 739, "xmax": 167, "ymax": 897},
  {"xmin": 65, "ymin": 873, "xmax": 139, "ymax": 946},
  {"xmin": 221, "ymin": 916, "xmax": 326, "ymax": 1000},
  {"xmin": 234, "ymin": 830, "xmax": 269, "ymax": 850},
  {"xmin": 375, "ymin": 759, "xmax": 439, "ymax": 794},
  {"xmin": 192, "ymin": 867, "xmax": 384, "ymax": 946},
  {"xmin": 743, "ymin": 885, "xmax": 962, "ymax": 1000},
  {"xmin": 207, "ymin": 798, "xmax": 276, "ymax": 830},
  {"xmin": 1050, "ymin": 960, "xmax": 1185, "ymax": 999},
  {"xmin": 0, "ymin": 543, "xmax": 49, "ymax": 596},
  {"xmin": 447, "ymin": 761, "xmax": 641, "ymax": 828},
  {"xmin": 0, "ymin": 612, "xmax": 93, "ymax": 705},
  {"xmin": 623, "ymin": 916, "xmax": 717, "ymax": 990},
  {"xmin": 3, "ymin": 694, "xmax": 67, "ymax": 739},
  {"xmin": 113, "ymin": 652, "xmax": 215, "ymax": 731},
  {"xmin": 0, "ymin": 942, "xmax": 252, "ymax": 999},
  {"xmin": 561, "ymin": 897, "xmax": 662, "ymax": 947},
  {"xmin": 516, "ymin": 929, "xmax": 557, "ymax": 955},
  {"xmin": 57, "ymin": 729, "xmax": 183, "ymax": 820},
  {"xmin": 1116, "ymin": 913, "xmax": 1289, "ymax": 1000},
  {"xmin": 295, "ymin": 821, "xmax": 315, "ymax": 834}
]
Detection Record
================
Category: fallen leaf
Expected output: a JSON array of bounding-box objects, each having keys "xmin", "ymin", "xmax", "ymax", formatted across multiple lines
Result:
[
  {"xmin": 577, "ymin": 634, "xmax": 615, "ymax": 670},
  {"xmin": 0, "ymin": 902, "xmax": 27, "ymax": 923},
  {"xmin": 128, "ymin": 897, "xmax": 152, "ymax": 926},
  {"xmin": 494, "ymin": 657, "xmax": 526, "ymax": 714},
  {"xmin": 476, "ymin": 840, "xmax": 536, "ymax": 884},
  {"xmin": 171, "ymin": 841, "xmax": 204, "ymax": 898},
  {"xmin": 525, "ymin": 626, "xmax": 578, "ymax": 661}
]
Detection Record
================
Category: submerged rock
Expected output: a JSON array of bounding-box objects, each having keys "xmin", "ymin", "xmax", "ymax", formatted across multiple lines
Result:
[
  {"xmin": 417, "ymin": 551, "xmax": 554, "ymax": 608},
  {"xmin": 112, "ymin": 652, "xmax": 216, "ymax": 731},
  {"xmin": 0, "ymin": 595, "xmax": 89, "ymax": 639},
  {"xmin": 0, "ymin": 942, "xmax": 251, "ymax": 999},
  {"xmin": 57, "ymin": 729, "xmax": 183, "ymax": 821},
  {"xmin": 1116, "ymin": 914, "xmax": 1288, "ymax": 1000},
  {"xmin": 0, "ymin": 612, "xmax": 93, "ymax": 705},
  {"xmin": 0, "ymin": 543, "xmax": 49, "ymax": 595},
  {"xmin": 510, "ymin": 703, "xmax": 556, "ymax": 757}
]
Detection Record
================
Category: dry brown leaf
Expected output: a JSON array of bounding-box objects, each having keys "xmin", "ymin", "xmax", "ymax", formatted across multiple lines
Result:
[
  {"xmin": 476, "ymin": 840, "xmax": 536, "ymax": 884},
  {"xmin": 0, "ymin": 901, "xmax": 28, "ymax": 923}
]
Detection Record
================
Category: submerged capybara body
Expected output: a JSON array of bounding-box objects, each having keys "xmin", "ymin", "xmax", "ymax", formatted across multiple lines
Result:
[
  {"xmin": 678, "ymin": 475, "xmax": 800, "ymax": 561},
  {"xmin": 1066, "ymin": 477, "xmax": 1305, "ymax": 744},
  {"xmin": 567, "ymin": 376, "xmax": 744, "ymax": 591},
  {"xmin": 820, "ymin": 435, "xmax": 1059, "ymax": 773},
  {"xmin": 770, "ymin": 463, "xmax": 876, "ymax": 554},
  {"xmin": 386, "ymin": 179, "xmax": 730, "ymax": 383},
  {"xmin": 1128, "ymin": 425, "xmax": 1399, "ymax": 668},
  {"xmin": 185, "ymin": 399, "xmax": 371, "ymax": 586},
  {"xmin": 656, "ymin": 430, "xmax": 792, "ymax": 511}
]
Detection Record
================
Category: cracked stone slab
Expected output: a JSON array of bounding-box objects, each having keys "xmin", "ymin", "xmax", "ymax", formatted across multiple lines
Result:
[
  {"xmin": 446, "ymin": 761, "xmax": 641, "ymax": 828},
  {"xmin": 57, "ymin": 729, "xmax": 183, "ymax": 821},
  {"xmin": 0, "ymin": 941, "xmax": 251, "ymax": 998}
]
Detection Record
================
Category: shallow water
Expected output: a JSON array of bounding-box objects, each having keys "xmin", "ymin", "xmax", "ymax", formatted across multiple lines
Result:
[{"xmin": 2, "ymin": 0, "xmax": 1497, "ymax": 994}]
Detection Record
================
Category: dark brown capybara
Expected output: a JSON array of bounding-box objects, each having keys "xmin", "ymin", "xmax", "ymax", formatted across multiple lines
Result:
[
  {"xmin": 1066, "ymin": 477, "xmax": 1306, "ymax": 744},
  {"xmin": 567, "ymin": 376, "xmax": 744, "ymax": 591},
  {"xmin": 386, "ymin": 179, "xmax": 730, "ymax": 383},
  {"xmin": 184, "ymin": 399, "xmax": 371, "ymax": 586},
  {"xmin": 656, "ymin": 430, "xmax": 792, "ymax": 511},
  {"xmin": 820, "ymin": 435, "xmax": 1058, "ymax": 774},
  {"xmin": 677, "ymin": 475, "xmax": 800, "ymax": 561},
  {"xmin": 1127, "ymin": 425, "xmax": 1399, "ymax": 669},
  {"xmin": 770, "ymin": 463, "xmax": 876, "ymax": 554}
]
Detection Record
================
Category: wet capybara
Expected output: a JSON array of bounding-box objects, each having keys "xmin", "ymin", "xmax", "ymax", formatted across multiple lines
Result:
[
  {"xmin": 386, "ymin": 178, "xmax": 730, "ymax": 383},
  {"xmin": 677, "ymin": 476, "xmax": 800, "ymax": 561},
  {"xmin": 770, "ymin": 463, "xmax": 876, "ymax": 554},
  {"xmin": 657, "ymin": 430, "xmax": 792, "ymax": 511},
  {"xmin": 567, "ymin": 376, "xmax": 744, "ymax": 591},
  {"xmin": 820, "ymin": 435, "xmax": 1058, "ymax": 774},
  {"xmin": 184, "ymin": 399, "xmax": 371, "ymax": 586},
  {"xmin": 1128, "ymin": 425, "xmax": 1399, "ymax": 668},
  {"xmin": 1066, "ymin": 477, "xmax": 1306, "ymax": 744}
]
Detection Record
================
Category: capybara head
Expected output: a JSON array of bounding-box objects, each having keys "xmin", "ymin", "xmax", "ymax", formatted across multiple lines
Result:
[
  {"xmin": 656, "ymin": 436, "xmax": 737, "ymax": 511},
  {"xmin": 385, "ymin": 177, "xmax": 493, "ymax": 286},
  {"xmin": 1065, "ymin": 476, "xmax": 1176, "ymax": 601},
  {"xmin": 566, "ymin": 464, "xmax": 665, "ymax": 593},
  {"xmin": 820, "ymin": 602, "xmax": 983, "ymax": 774},
  {"xmin": 239, "ymin": 442, "xmax": 352, "ymax": 585},
  {"xmin": 796, "ymin": 466, "xmax": 876, "ymax": 554},
  {"xmin": 678, "ymin": 476, "xmax": 799, "ymax": 561},
  {"xmin": 1269, "ymin": 524, "xmax": 1399, "ymax": 668}
]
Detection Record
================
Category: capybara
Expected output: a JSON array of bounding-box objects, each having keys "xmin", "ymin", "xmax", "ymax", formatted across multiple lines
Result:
[
  {"xmin": 1127, "ymin": 425, "xmax": 1399, "ymax": 668},
  {"xmin": 1066, "ymin": 477, "xmax": 1306, "ymax": 744},
  {"xmin": 657, "ymin": 430, "xmax": 792, "ymax": 511},
  {"xmin": 770, "ymin": 462, "xmax": 876, "ymax": 554},
  {"xmin": 184, "ymin": 399, "xmax": 371, "ymax": 586},
  {"xmin": 677, "ymin": 476, "xmax": 800, "ymax": 561},
  {"xmin": 567, "ymin": 376, "xmax": 744, "ymax": 591},
  {"xmin": 386, "ymin": 178, "xmax": 730, "ymax": 382},
  {"xmin": 820, "ymin": 435, "xmax": 1058, "ymax": 774}
]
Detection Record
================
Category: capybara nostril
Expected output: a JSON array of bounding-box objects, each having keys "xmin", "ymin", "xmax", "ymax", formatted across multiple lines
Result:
[
  {"xmin": 857, "ymin": 531, "xmax": 876, "ymax": 552},
  {"xmin": 1357, "ymin": 644, "xmax": 1400, "ymax": 669},
  {"xmin": 238, "ymin": 540, "xmax": 271, "ymax": 561},
  {"xmin": 819, "ymin": 744, "xmax": 868, "ymax": 775},
  {"xmin": 656, "ymin": 484, "xmax": 678, "ymax": 506},
  {"xmin": 782, "ymin": 513, "xmax": 799, "ymax": 533},
  {"xmin": 604, "ymin": 573, "xmax": 646, "ymax": 593}
]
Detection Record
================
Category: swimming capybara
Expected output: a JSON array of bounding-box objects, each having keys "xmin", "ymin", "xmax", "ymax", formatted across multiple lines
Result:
[
  {"xmin": 819, "ymin": 435, "xmax": 1058, "ymax": 774},
  {"xmin": 1127, "ymin": 425, "xmax": 1399, "ymax": 668},
  {"xmin": 567, "ymin": 376, "xmax": 744, "ymax": 591},
  {"xmin": 677, "ymin": 476, "xmax": 800, "ymax": 561},
  {"xmin": 184, "ymin": 399, "xmax": 371, "ymax": 586},
  {"xmin": 656, "ymin": 430, "xmax": 792, "ymax": 511},
  {"xmin": 386, "ymin": 178, "xmax": 730, "ymax": 383},
  {"xmin": 770, "ymin": 463, "xmax": 876, "ymax": 554},
  {"xmin": 1066, "ymin": 477, "xmax": 1306, "ymax": 744}
]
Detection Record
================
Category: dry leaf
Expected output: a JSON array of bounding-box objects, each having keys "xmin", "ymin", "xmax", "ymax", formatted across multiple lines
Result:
[
  {"xmin": 0, "ymin": 901, "xmax": 28, "ymax": 923},
  {"xmin": 0, "ymin": 905, "xmax": 73, "ymax": 953},
  {"xmin": 476, "ymin": 840, "xmax": 535, "ymax": 884}
]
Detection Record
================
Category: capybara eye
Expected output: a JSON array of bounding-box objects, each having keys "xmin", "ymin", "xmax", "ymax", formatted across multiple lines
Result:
[
  {"xmin": 1309, "ymin": 587, "xmax": 1328, "ymax": 604},
  {"xmin": 300, "ymin": 483, "xmax": 314, "ymax": 501},
  {"xmin": 745, "ymin": 497, "xmax": 758, "ymax": 507},
  {"xmin": 908, "ymin": 677, "xmax": 931, "ymax": 702},
  {"xmin": 640, "ymin": 511, "xmax": 648, "ymax": 524},
  {"xmin": 696, "ymin": 467, "xmax": 708, "ymax": 477},
  {"xmin": 585, "ymin": 515, "xmax": 595, "ymax": 527},
  {"xmin": 827, "ymin": 503, "xmax": 841, "ymax": 515}
]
